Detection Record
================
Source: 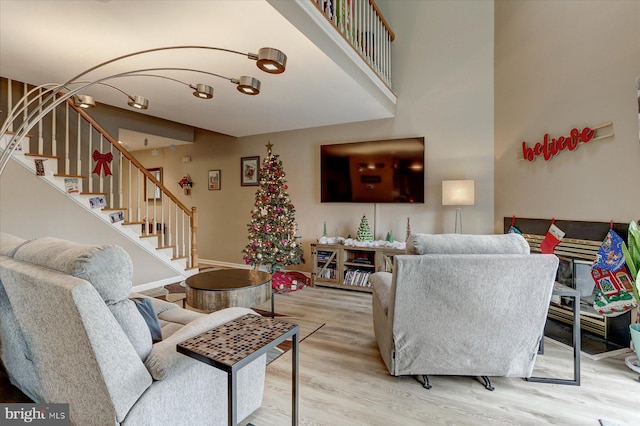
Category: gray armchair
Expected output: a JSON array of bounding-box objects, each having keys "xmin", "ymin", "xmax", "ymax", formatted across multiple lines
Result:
[
  {"xmin": 0, "ymin": 233, "xmax": 265, "ymax": 425},
  {"xmin": 369, "ymin": 233, "xmax": 559, "ymax": 390}
]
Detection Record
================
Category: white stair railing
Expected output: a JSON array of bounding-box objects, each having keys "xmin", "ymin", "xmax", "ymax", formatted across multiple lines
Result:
[
  {"xmin": 312, "ymin": 0, "xmax": 394, "ymax": 88},
  {"xmin": 0, "ymin": 77, "xmax": 199, "ymax": 270}
]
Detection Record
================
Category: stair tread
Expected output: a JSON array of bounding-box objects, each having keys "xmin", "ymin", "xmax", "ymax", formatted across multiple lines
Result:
[
  {"xmin": 25, "ymin": 153, "xmax": 61, "ymax": 159},
  {"xmin": 54, "ymin": 173, "xmax": 85, "ymax": 178},
  {"xmin": 122, "ymin": 221, "xmax": 144, "ymax": 225},
  {"xmin": 173, "ymin": 255, "xmax": 188, "ymax": 260},
  {"xmin": 101, "ymin": 208, "xmax": 124, "ymax": 211},
  {"xmin": 140, "ymin": 234, "xmax": 161, "ymax": 239},
  {"xmin": 3, "ymin": 130, "xmax": 34, "ymax": 138},
  {"xmin": 157, "ymin": 245, "xmax": 176, "ymax": 250},
  {"xmin": 81, "ymin": 192, "xmax": 108, "ymax": 195}
]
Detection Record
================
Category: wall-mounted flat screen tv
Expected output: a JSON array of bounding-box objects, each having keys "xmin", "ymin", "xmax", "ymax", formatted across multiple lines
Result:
[{"xmin": 321, "ymin": 137, "xmax": 425, "ymax": 203}]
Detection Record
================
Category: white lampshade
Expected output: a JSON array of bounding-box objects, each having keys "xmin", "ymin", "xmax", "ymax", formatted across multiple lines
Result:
[{"xmin": 442, "ymin": 180, "xmax": 475, "ymax": 206}]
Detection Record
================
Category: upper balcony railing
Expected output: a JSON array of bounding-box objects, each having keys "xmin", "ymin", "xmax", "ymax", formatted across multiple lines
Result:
[{"xmin": 312, "ymin": 0, "xmax": 394, "ymax": 88}]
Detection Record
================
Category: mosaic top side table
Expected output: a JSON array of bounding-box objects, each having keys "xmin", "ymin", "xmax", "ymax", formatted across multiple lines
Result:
[{"xmin": 177, "ymin": 313, "xmax": 300, "ymax": 425}]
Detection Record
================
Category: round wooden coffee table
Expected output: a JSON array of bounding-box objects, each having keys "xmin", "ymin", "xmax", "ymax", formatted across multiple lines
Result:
[{"xmin": 185, "ymin": 269, "xmax": 272, "ymax": 312}]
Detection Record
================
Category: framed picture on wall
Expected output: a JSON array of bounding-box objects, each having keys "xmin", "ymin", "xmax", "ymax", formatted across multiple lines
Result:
[
  {"xmin": 208, "ymin": 169, "xmax": 221, "ymax": 190},
  {"xmin": 144, "ymin": 167, "xmax": 162, "ymax": 201},
  {"xmin": 241, "ymin": 156, "xmax": 259, "ymax": 186}
]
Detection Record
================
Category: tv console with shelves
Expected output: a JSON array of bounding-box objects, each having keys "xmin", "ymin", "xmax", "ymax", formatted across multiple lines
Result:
[{"xmin": 311, "ymin": 243, "xmax": 405, "ymax": 292}]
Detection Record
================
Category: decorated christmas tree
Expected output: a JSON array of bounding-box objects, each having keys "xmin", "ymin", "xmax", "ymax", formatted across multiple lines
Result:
[
  {"xmin": 356, "ymin": 215, "xmax": 373, "ymax": 241},
  {"xmin": 243, "ymin": 142, "xmax": 304, "ymax": 272}
]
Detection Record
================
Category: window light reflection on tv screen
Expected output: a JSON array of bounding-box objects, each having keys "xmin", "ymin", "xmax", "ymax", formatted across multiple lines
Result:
[{"xmin": 320, "ymin": 137, "xmax": 425, "ymax": 203}]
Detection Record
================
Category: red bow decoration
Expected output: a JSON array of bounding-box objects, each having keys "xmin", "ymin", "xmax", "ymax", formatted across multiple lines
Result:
[{"xmin": 92, "ymin": 150, "xmax": 113, "ymax": 176}]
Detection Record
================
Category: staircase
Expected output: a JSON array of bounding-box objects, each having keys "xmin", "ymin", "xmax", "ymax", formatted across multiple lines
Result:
[{"xmin": 0, "ymin": 77, "xmax": 198, "ymax": 281}]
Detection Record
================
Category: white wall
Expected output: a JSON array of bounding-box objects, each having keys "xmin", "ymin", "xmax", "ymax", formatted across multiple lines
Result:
[
  {"xmin": 134, "ymin": 0, "xmax": 496, "ymax": 272},
  {"xmin": 0, "ymin": 159, "xmax": 182, "ymax": 285},
  {"xmin": 495, "ymin": 0, "xmax": 640, "ymax": 231}
]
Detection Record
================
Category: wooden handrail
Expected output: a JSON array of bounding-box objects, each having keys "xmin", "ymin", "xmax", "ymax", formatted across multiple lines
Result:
[{"xmin": 68, "ymin": 101, "xmax": 193, "ymax": 216}]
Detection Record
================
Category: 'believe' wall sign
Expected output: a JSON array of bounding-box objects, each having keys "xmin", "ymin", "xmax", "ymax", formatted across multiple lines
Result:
[{"xmin": 519, "ymin": 122, "xmax": 613, "ymax": 162}]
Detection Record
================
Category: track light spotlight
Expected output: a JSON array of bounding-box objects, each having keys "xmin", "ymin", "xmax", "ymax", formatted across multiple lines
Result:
[
  {"xmin": 127, "ymin": 95, "xmax": 149, "ymax": 110},
  {"xmin": 253, "ymin": 47, "xmax": 287, "ymax": 74},
  {"xmin": 72, "ymin": 95, "xmax": 96, "ymax": 109},
  {"xmin": 236, "ymin": 76, "xmax": 261, "ymax": 95},
  {"xmin": 192, "ymin": 83, "xmax": 214, "ymax": 99}
]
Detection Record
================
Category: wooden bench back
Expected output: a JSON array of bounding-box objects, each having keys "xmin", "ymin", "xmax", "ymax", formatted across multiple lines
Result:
[{"xmin": 503, "ymin": 217, "xmax": 630, "ymax": 262}]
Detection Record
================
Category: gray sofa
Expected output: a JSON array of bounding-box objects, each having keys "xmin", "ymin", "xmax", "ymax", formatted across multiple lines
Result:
[
  {"xmin": 369, "ymin": 233, "xmax": 559, "ymax": 389},
  {"xmin": 0, "ymin": 233, "xmax": 265, "ymax": 425}
]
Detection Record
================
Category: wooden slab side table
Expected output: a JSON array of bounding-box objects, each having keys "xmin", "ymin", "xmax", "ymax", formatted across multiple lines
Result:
[
  {"xmin": 177, "ymin": 313, "xmax": 299, "ymax": 425},
  {"xmin": 185, "ymin": 269, "xmax": 272, "ymax": 312}
]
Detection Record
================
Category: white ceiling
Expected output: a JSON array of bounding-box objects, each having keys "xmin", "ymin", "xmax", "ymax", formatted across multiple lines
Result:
[{"xmin": 0, "ymin": 0, "xmax": 395, "ymax": 147}]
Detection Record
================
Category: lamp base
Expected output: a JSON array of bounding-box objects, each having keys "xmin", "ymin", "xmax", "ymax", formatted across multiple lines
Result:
[{"xmin": 454, "ymin": 207, "xmax": 463, "ymax": 234}]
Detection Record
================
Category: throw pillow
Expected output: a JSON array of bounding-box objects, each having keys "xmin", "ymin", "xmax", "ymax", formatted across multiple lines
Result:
[{"xmin": 131, "ymin": 297, "xmax": 163, "ymax": 343}]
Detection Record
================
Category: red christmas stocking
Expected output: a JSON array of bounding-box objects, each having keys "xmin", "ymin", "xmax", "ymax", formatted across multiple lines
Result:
[{"xmin": 540, "ymin": 221, "xmax": 565, "ymax": 254}]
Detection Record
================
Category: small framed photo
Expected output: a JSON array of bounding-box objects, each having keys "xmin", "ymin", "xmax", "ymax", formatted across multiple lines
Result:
[
  {"xmin": 89, "ymin": 195, "xmax": 107, "ymax": 209},
  {"xmin": 109, "ymin": 211, "xmax": 124, "ymax": 223},
  {"xmin": 208, "ymin": 170, "xmax": 221, "ymax": 190},
  {"xmin": 241, "ymin": 156, "xmax": 259, "ymax": 186},
  {"xmin": 64, "ymin": 177, "xmax": 80, "ymax": 195}
]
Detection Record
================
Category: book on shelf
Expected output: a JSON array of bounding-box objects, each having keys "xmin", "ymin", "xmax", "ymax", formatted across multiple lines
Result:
[
  {"xmin": 316, "ymin": 268, "xmax": 336, "ymax": 280},
  {"xmin": 381, "ymin": 254, "xmax": 395, "ymax": 272},
  {"xmin": 350, "ymin": 257, "xmax": 373, "ymax": 265},
  {"xmin": 343, "ymin": 269, "xmax": 372, "ymax": 287},
  {"xmin": 317, "ymin": 251, "xmax": 335, "ymax": 261}
]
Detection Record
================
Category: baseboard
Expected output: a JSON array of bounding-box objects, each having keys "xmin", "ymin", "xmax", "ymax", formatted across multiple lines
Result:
[
  {"xmin": 544, "ymin": 336, "xmax": 632, "ymax": 361},
  {"xmin": 197, "ymin": 258, "xmax": 311, "ymax": 277}
]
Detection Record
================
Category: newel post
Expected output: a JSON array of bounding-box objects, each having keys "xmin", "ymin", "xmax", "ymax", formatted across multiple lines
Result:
[{"xmin": 191, "ymin": 206, "xmax": 199, "ymax": 268}]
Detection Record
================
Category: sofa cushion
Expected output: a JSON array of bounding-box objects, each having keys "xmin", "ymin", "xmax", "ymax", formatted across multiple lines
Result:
[
  {"xmin": 157, "ymin": 306, "xmax": 204, "ymax": 325},
  {"xmin": 129, "ymin": 292, "xmax": 181, "ymax": 316},
  {"xmin": 0, "ymin": 233, "xmax": 29, "ymax": 257},
  {"xmin": 12, "ymin": 237, "xmax": 152, "ymax": 359},
  {"xmin": 406, "ymin": 233, "xmax": 530, "ymax": 256},
  {"xmin": 145, "ymin": 307, "xmax": 258, "ymax": 380}
]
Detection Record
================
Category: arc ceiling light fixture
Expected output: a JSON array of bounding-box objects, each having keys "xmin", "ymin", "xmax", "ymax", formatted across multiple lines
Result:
[
  {"xmin": 72, "ymin": 82, "xmax": 149, "ymax": 110},
  {"xmin": 0, "ymin": 45, "xmax": 287, "ymax": 176}
]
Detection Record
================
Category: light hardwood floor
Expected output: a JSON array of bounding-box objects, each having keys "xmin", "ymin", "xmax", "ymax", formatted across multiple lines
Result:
[{"xmin": 244, "ymin": 286, "xmax": 640, "ymax": 426}]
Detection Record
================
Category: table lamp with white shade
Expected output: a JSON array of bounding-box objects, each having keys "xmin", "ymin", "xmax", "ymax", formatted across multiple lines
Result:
[{"xmin": 442, "ymin": 180, "xmax": 475, "ymax": 233}]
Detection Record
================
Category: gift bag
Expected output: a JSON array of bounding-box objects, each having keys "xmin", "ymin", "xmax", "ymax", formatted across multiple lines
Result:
[{"xmin": 272, "ymin": 271, "xmax": 309, "ymax": 293}]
